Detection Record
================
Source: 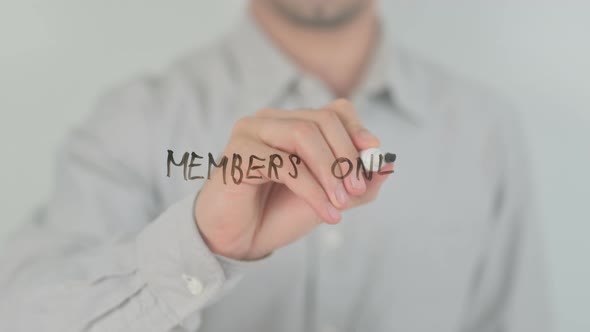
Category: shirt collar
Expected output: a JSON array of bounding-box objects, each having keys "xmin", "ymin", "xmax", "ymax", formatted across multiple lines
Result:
[
  {"xmin": 357, "ymin": 19, "xmax": 434, "ymax": 124},
  {"xmin": 224, "ymin": 12, "xmax": 431, "ymax": 124},
  {"xmin": 224, "ymin": 13, "xmax": 299, "ymax": 110}
]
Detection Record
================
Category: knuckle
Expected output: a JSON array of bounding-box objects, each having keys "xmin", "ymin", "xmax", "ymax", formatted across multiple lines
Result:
[
  {"xmin": 255, "ymin": 107, "xmax": 275, "ymax": 117},
  {"xmin": 332, "ymin": 98, "xmax": 354, "ymax": 112},
  {"xmin": 232, "ymin": 117, "xmax": 252, "ymax": 135},
  {"xmin": 318, "ymin": 108, "xmax": 340, "ymax": 124},
  {"xmin": 292, "ymin": 120, "xmax": 319, "ymax": 137},
  {"xmin": 228, "ymin": 132, "xmax": 250, "ymax": 149}
]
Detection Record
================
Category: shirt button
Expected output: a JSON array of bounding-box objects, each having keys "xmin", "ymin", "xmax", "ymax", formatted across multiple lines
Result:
[
  {"xmin": 320, "ymin": 325, "xmax": 339, "ymax": 332},
  {"xmin": 322, "ymin": 228, "xmax": 343, "ymax": 251},
  {"xmin": 181, "ymin": 274, "xmax": 204, "ymax": 296}
]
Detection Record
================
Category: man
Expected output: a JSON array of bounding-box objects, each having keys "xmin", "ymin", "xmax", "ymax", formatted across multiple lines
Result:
[{"xmin": 0, "ymin": 0, "xmax": 550, "ymax": 331}]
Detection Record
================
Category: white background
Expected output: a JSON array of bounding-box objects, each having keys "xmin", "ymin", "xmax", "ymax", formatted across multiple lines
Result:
[{"xmin": 0, "ymin": 1, "xmax": 588, "ymax": 330}]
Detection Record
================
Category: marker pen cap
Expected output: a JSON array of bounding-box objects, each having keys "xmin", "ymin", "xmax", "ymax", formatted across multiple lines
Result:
[{"xmin": 359, "ymin": 148, "xmax": 396, "ymax": 172}]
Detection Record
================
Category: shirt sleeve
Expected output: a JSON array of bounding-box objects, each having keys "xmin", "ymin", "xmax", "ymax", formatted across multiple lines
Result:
[
  {"xmin": 0, "ymin": 78, "xmax": 258, "ymax": 332},
  {"xmin": 461, "ymin": 103, "xmax": 552, "ymax": 332}
]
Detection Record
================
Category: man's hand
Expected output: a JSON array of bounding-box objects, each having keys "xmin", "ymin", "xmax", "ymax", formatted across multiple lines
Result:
[{"xmin": 194, "ymin": 99, "xmax": 393, "ymax": 260}]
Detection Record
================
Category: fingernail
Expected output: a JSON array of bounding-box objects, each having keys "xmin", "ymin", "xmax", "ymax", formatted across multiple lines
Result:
[
  {"xmin": 350, "ymin": 173, "xmax": 366, "ymax": 191},
  {"xmin": 335, "ymin": 182, "xmax": 349, "ymax": 207},
  {"xmin": 327, "ymin": 203, "xmax": 341, "ymax": 221}
]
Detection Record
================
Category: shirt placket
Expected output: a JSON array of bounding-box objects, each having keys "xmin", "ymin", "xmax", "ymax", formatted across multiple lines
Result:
[{"xmin": 295, "ymin": 75, "xmax": 352, "ymax": 332}]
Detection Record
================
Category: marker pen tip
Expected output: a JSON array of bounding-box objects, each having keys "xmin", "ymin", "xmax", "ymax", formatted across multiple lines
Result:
[{"xmin": 384, "ymin": 153, "xmax": 396, "ymax": 163}]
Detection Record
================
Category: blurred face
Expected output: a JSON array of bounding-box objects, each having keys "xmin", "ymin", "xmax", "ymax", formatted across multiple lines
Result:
[{"xmin": 264, "ymin": 0, "xmax": 372, "ymax": 28}]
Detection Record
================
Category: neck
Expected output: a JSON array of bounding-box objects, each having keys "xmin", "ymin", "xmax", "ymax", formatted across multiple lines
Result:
[{"xmin": 250, "ymin": 1, "xmax": 379, "ymax": 97}]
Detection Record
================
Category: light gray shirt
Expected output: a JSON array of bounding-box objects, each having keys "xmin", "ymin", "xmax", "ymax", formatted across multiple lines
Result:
[{"xmin": 0, "ymin": 13, "xmax": 550, "ymax": 332}]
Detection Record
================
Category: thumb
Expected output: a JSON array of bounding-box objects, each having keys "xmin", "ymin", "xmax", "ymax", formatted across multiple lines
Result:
[{"xmin": 350, "ymin": 162, "xmax": 394, "ymax": 207}]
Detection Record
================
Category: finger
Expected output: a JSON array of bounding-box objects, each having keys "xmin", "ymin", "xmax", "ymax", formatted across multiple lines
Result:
[
  {"xmin": 223, "ymin": 136, "xmax": 342, "ymax": 224},
  {"xmin": 256, "ymin": 107, "xmax": 366, "ymax": 196},
  {"xmin": 237, "ymin": 116, "xmax": 350, "ymax": 210},
  {"xmin": 323, "ymin": 99, "xmax": 380, "ymax": 150},
  {"xmin": 350, "ymin": 162, "xmax": 394, "ymax": 207}
]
